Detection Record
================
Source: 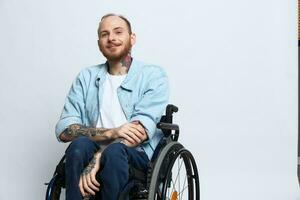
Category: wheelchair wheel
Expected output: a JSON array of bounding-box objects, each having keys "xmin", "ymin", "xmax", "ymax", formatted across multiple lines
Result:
[
  {"xmin": 45, "ymin": 175, "xmax": 65, "ymax": 200},
  {"xmin": 45, "ymin": 155, "xmax": 66, "ymax": 200},
  {"xmin": 147, "ymin": 142, "xmax": 200, "ymax": 200}
]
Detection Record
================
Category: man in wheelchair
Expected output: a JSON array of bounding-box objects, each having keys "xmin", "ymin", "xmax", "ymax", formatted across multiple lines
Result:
[{"xmin": 55, "ymin": 13, "xmax": 169, "ymax": 200}]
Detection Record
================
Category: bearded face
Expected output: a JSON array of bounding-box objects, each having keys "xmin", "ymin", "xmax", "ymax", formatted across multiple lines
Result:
[
  {"xmin": 99, "ymin": 35, "xmax": 132, "ymax": 62},
  {"xmin": 98, "ymin": 16, "xmax": 135, "ymax": 62}
]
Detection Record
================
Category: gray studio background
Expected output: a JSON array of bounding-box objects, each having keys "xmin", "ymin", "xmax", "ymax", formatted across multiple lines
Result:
[{"xmin": 0, "ymin": 0, "xmax": 299, "ymax": 199}]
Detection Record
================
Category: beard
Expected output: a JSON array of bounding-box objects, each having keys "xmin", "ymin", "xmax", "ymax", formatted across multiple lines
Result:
[{"xmin": 100, "ymin": 40, "xmax": 132, "ymax": 62}]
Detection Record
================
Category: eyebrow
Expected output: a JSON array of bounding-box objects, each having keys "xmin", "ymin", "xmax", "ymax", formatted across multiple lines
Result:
[{"xmin": 100, "ymin": 27, "xmax": 124, "ymax": 34}]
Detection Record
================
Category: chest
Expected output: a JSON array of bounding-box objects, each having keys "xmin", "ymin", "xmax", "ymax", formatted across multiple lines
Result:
[{"xmin": 84, "ymin": 80, "xmax": 143, "ymax": 126}]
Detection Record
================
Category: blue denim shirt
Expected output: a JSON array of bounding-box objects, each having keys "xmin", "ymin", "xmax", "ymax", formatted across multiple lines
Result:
[{"xmin": 55, "ymin": 58, "xmax": 169, "ymax": 159}]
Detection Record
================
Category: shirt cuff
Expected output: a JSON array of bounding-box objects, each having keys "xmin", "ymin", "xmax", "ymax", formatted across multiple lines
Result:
[
  {"xmin": 130, "ymin": 115, "xmax": 156, "ymax": 144},
  {"xmin": 55, "ymin": 116, "xmax": 82, "ymax": 142}
]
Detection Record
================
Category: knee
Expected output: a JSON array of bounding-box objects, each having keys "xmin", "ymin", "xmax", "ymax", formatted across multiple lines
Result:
[
  {"xmin": 101, "ymin": 143, "xmax": 127, "ymax": 162},
  {"xmin": 65, "ymin": 136, "xmax": 95, "ymax": 158}
]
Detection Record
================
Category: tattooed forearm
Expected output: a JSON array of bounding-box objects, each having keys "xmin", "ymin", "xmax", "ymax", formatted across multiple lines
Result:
[
  {"xmin": 66, "ymin": 124, "xmax": 110, "ymax": 138},
  {"xmin": 65, "ymin": 124, "xmax": 82, "ymax": 137},
  {"xmin": 83, "ymin": 149, "xmax": 101, "ymax": 175},
  {"xmin": 83, "ymin": 156, "xmax": 97, "ymax": 175}
]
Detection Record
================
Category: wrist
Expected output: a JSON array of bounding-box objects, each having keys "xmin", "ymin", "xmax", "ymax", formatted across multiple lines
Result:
[
  {"xmin": 109, "ymin": 128, "xmax": 118, "ymax": 139},
  {"xmin": 94, "ymin": 152, "xmax": 102, "ymax": 159}
]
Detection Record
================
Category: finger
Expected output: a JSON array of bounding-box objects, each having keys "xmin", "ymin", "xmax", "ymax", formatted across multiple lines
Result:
[
  {"xmin": 120, "ymin": 131, "xmax": 135, "ymax": 144},
  {"xmin": 129, "ymin": 127, "xmax": 146, "ymax": 142},
  {"xmin": 86, "ymin": 172, "xmax": 99, "ymax": 191},
  {"xmin": 89, "ymin": 173, "xmax": 99, "ymax": 191},
  {"xmin": 126, "ymin": 129, "xmax": 141, "ymax": 144},
  {"xmin": 82, "ymin": 174, "xmax": 95, "ymax": 195},
  {"xmin": 133, "ymin": 124, "xmax": 146, "ymax": 135},
  {"xmin": 79, "ymin": 176, "xmax": 87, "ymax": 197},
  {"xmin": 129, "ymin": 123, "xmax": 146, "ymax": 135},
  {"xmin": 122, "ymin": 140, "xmax": 131, "ymax": 146},
  {"xmin": 135, "ymin": 124, "xmax": 148, "ymax": 140},
  {"xmin": 83, "ymin": 194, "xmax": 91, "ymax": 200},
  {"xmin": 90, "ymin": 172, "xmax": 101, "ymax": 187},
  {"xmin": 130, "ymin": 126, "xmax": 144, "ymax": 138},
  {"xmin": 120, "ymin": 131, "xmax": 135, "ymax": 143},
  {"xmin": 131, "ymin": 124, "xmax": 145, "ymax": 135}
]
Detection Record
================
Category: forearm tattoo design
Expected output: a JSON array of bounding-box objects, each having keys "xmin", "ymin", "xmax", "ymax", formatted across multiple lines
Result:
[
  {"xmin": 66, "ymin": 124, "xmax": 109, "ymax": 138},
  {"xmin": 83, "ymin": 156, "xmax": 97, "ymax": 175},
  {"xmin": 83, "ymin": 149, "xmax": 102, "ymax": 175}
]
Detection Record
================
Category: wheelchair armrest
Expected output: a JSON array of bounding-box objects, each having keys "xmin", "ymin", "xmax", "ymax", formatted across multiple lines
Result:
[
  {"xmin": 156, "ymin": 122, "xmax": 179, "ymax": 131},
  {"xmin": 156, "ymin": 122, "xmax": 179, "ymax": 141}
]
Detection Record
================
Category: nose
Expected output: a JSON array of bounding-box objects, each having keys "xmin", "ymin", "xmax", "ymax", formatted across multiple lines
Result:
[{"xmin": 108, "ymin": 33, "xmax": 116, "ymax": 42}]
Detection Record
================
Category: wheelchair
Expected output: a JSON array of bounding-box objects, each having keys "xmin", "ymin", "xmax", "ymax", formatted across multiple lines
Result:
[{"xmin": 45, "ymin": 104, "xmax": 200, "ymax": 200}]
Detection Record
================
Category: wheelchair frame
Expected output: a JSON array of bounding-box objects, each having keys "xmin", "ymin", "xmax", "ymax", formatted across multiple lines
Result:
[{"xmin": 45, "ymin": 104, "xmax": 200, "ymax": 200}]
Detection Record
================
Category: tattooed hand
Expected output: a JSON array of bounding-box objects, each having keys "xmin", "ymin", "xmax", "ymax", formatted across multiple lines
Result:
[{"xmin": 79, "ymin": 152, "xmax": 101, "ymax": 197}]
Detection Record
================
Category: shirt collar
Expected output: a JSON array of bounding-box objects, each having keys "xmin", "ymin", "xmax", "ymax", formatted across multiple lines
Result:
[{"xmin": 95, "ymin": 58, "xmax": 141, "ymax": 91}]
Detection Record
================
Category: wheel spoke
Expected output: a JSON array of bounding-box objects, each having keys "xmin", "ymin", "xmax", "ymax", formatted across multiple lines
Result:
[
  {"xmin": 168, "ymin": 156, "xmax": 187, "ymax": 200},
  {"xmin": 178, "ymin": 185, "xmax": 189, "ymax": 196},
  {"xmin": 179, "ymin": 173, "xmax": 187, "ymax": 200},
  {"xmin": 173, "ymin": 158, "xmax": 184, "ymax": 186},
  {"xmin": 171, "ymin": 179, "xmax": 176, "ymax": 192}
]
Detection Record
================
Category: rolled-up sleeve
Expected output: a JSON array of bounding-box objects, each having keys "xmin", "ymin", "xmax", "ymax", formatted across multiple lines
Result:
[
  {"xmin": 55, "ymin": 71, "xmax": 87, "ymax": 141},
  {"xmin": 130, "ymin": 66, "xmax": 169, "ymax": 143}
]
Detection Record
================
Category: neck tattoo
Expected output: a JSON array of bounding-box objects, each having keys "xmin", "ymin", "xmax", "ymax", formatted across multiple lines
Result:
[{"xmin": 120, "ymin": 54, "xmax": 132, "ymax": 72}]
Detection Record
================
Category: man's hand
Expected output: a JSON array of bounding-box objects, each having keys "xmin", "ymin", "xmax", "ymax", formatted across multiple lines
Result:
[
  {"xmin": 113, "ymin": 121, "xmax": 147, "ymax": 147},
  {"xmin": 79, "ymin": 153, "xmax": 101, "ymax": 197}
]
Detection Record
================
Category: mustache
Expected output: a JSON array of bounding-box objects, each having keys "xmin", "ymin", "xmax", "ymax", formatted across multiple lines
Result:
[{"xmin": 107, "ymin": 41, "xmax": 122, "ymax": 47}]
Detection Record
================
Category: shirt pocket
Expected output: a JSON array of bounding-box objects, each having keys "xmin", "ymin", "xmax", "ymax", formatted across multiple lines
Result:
[{"xmin": 118, "ymin": 89, "xmax": 134, "ymax": 120}]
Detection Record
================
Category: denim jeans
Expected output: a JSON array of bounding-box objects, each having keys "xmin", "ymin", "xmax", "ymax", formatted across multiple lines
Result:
[{"xmin": 65, "ymin": 136, "xmax": 149, "ymax": 200}]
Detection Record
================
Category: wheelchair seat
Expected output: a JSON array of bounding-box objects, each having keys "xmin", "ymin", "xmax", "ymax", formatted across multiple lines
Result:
[{"xmin": 45, "ymin": 104, "xmax": 200, "ymax": 200}]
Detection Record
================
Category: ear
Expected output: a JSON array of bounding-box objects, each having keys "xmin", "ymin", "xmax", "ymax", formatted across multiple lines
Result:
[
  {"xmin": 97, "ymin": 39, "xmax": 101, "ymax": 51},
  {"xmin": 130, "ymin": 33, "xmax": 136, "ymax": 46}
]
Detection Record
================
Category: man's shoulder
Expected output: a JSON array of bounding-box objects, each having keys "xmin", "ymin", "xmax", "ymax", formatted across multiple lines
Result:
[
  {"xmin": 80, "ymin": 63, "xmax": 105, "ymax": 75},
  {"xmin": 76, "ymin": 63, "xmax": 106, "ymax": 80},
  {"xmin": 133, "ymin": 59, "xmax": 167, "ymax": 75}
]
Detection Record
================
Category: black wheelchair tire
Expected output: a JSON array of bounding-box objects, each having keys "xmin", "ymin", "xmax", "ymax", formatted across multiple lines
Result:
[
  {"xmin": 45, "ymin": 175, "xmax": 62, "ymax": 200},
  {"xmin": 147, "ymin": 142, "xmax": 200, "ymax": 200}
]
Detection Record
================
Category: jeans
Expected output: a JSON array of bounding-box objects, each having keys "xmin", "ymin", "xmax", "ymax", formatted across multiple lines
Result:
[{"xmin": 65, "ymin": 136, "xmax": 149, "ymax": 200}]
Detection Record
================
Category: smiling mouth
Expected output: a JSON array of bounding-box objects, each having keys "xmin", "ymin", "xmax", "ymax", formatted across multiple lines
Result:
[
  {"xmin": 107, "ymin": 46, "xmax": 119, "ymax": 52},
  {"xmin": 107, "ymin": 44, "xmax": 121, "ymax": 48}
]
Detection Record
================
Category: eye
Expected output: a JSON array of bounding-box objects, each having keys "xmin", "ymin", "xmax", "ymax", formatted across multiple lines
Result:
[
  {"xmin": 100, "ymin": 33, "xmax": 108, "ymax": 37},
  {"xmin": 116, "ymin": 31, "xmax": 122, "ymax": 34}
]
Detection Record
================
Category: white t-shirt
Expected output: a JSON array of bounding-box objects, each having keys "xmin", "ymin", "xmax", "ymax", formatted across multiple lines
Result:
[{"xmin": 96, "ymin": 72, "xmax": 128, "ymax": 129}]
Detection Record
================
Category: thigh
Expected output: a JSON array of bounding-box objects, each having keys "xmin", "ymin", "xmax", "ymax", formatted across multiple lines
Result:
[
  {"xmin": 100, "ymin": 143, "xmax": 149, "ymax": 171},
  {"xmin": 126, "ymin": 147, "xmax": 149, "ymax": 172}
]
